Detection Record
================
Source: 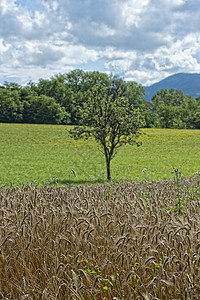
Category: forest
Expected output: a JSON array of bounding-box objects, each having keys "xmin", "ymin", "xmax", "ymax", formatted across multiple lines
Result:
[{"xmin": 0, "ymin": 69, "xmax": 200, "ymax": 129}]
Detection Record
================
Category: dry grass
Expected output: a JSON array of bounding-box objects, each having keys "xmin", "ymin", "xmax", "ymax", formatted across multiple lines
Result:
[{"xmin": 0, "ymin": 178, "xmax": 200, "ymax": 299}]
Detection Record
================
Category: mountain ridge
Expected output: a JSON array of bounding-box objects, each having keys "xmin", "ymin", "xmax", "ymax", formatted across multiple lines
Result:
[{"xmin": 144, "ymin": 73, "xmax": 200, "ymax": 101}]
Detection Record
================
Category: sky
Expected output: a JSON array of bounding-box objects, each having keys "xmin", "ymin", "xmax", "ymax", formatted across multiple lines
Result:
[{"xmin": 1, "ymin": 0, "xmax": 200, "ymax": 86}]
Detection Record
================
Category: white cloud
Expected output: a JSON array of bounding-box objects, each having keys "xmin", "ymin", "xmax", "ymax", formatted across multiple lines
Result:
[
  {"xmin": 0, "ymin": 0, "xmax": 16, "ymax": 14},
  {"xmin": 0, "ymin": 0, "xmax": 200, "ymax": 86},
  {"xmin": 125, "ymin": 69, "xmax": 168, "ymax": 86},
  {"xmin": 101, "ymin": 48, "xmax": 137, "ymax": 61},
  {"xmin": 0, "ymin": 38, "xmax": 9, "ymax": 53},
  {"xmin": 94, "ymin": 24, "xmax": 116, "ymax": 38},
  {"xmin": 164, "ymin": 0, "xmax": 185, "ymax": 7},
  {"xmin": 120, "ymin": 0, "xmax": 150, "ymax": 28}
]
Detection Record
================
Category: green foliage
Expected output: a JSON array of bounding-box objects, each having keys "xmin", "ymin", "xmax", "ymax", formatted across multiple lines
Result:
[
  {"xmin": 70, "ymin": 84, "xmax": 144, "ymax": 180},
  {"xmin": 152, "ymin": 89, "xmax": 200, "ymax": 129},
  {"xmin": 64, "ymin": 70, "xmax": 111, "ymax": 124},
  {"xmin": 181, "ymin": 96, "xmax": 200, "ymax": 129},
  {"xmin": 1, "ymin": 70, "xmax": 200, "ymax": 129},
  {"xmin": 77, "ymin": 259, "xmax": 114, "ymax": 294},
  {"xmin": 125, "ymin": 81, "xmax": 154, "ymax": 127},
  {"xmin": 32, "ymin": 70, "xmax": 111, "ymax": 125},
  {"xmin": 3, "ymin": 81, "xmax": 21, "ymax": 90},
  {"xmin": 23, "ymin": 95, "xmax": 68, "ymax": 124},
  {"xmin": 36, "ymin": 76, "xmax": 74, "ymax": 123},
  {"xmin": 0, "ymin": 88, "xmax": 23, "ymax": 122}
]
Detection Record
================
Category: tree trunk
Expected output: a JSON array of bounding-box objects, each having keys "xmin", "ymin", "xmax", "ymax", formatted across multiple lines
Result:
[
  {"xmin": 106, "ymin": 157, "xmax": 111, "ymax": 181},
  {"xmin": 104, "ymin": 146, "xmax": 111, "ymax": 181}
]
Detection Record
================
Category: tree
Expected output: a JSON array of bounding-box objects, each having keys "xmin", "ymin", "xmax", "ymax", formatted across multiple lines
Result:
[
  {"xmin": 64, "ymin": 70, "xmax": 110, "ymax": 124},
  {"xmin": 36, "ymin": 76, "xmax": 75, "ymax": 124},
  {"xmin": 64, "ymin": 69, "xmax": 110, "ymax": 93},
  {"xmin": 3, "ymin": 81, "xmax": 21, "ymax": 90},
  {"xmin": 35, "ymin": 71, "xmax": 110, "ymax": 125},
  {"xmin": 22, "ymin": 95, "xmax": 68, "ymax": 124},
  {"xmin": 151, "ymin": 88, "xmax": 200, "ymax": 129},
  {"xmin": 152, "ymin": 89, "xmax": 185, "ymax": 128},
  {"xmin": 70, "ymin": 84, "xmax": 144, "ymax": 181},
  {"xmin": 0, "ymin": 88, "xmax": 23, "ymax": 122},
  {"xmin": 180, "ymin": 96, "xmax": 200, "ymax": 129},
  {"xmin": 125, "ymin": 81, "xmax": 154, "ymax": 127}
]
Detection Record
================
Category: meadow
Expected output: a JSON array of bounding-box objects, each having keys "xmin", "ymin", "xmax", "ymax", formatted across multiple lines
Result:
[{"xmin": 0, "ymin": 123, "xmax": 199, "ymax": 186}]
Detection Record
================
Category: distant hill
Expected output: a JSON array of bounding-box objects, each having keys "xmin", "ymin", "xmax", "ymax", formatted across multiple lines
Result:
[{"xmin": 144, "ymin": 73, "xmax": 200, "ymax": 101}]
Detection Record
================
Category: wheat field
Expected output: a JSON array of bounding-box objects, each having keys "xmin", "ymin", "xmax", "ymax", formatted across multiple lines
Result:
[{"xmin": 0, "ymin": 176, "xmax": 200, "ymax": 299}]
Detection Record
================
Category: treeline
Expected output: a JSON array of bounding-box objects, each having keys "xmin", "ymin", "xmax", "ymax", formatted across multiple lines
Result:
[{"xmin": 0, "ymin": 69, "xmax": 200, "ymax": 129}]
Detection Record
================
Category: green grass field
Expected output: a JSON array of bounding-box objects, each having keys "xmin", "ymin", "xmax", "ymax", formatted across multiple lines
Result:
[{"xmin": 0, "ymin": 123, "xmax": 199, "ymax": 186}]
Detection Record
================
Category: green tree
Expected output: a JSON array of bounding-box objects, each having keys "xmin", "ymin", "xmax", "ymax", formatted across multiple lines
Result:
[
  {"xmin": 27, "ymin": 71, "xmax": 111, "ymax": 125},
  {"xmin": 126, "ymin": 81, "xmax": 154, "ymax": 127},
  {"xmin": 0, "ymin": 88, "xmax": 23, "ymax": 122},
  {"xmin": 36, "ymin": 76, "xmax": 74, "ymax": 124},
  {"xmin": 64, "ymin": 69, "xmax": 110, "ymax": 93},
  {"xmin": 104, "ymin": 75, "xmax": 153, "ymax": 127},
  {"xmin": 109, "ymin": 74, "xmax": 127, "ymax": 97},
  {"xmin": 64, "ymin": 70, "xmax": 110, "ymax": 124},
  {"xmin": 193, "ymin": 97, "xmax": 200, "ymax": 129},
  {"xmin": 152, "ymin": 89, "xmax": 185, "ymax": 128},
  {"xmin": 22, "ymin": 95, "xmax": 68, "ymax": 124},
  {"xmin": 181, "ymin": 96, "xmax": 200, "ymax": 129},
  {"xmin": 70, "ymin": 84, "xmax": 144, "ymax": 181},
  {"xmin": 3, "ymin": 81, "xmax": 21, "ymax": 90},
  {"xmin": 151, "ymin": 89, "xmax": 200, "ymax": 129}
]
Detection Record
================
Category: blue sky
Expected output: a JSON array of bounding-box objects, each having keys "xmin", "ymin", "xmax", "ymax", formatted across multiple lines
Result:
[{"xmin": 1, "ymin": 0, "xmax": 200, "ymax": 86}]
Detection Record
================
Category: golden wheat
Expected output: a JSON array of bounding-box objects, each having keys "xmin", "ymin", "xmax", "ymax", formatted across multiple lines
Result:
[{"xmin": 0, "ymin": 178, "xmax": 199, "ymax": 299}]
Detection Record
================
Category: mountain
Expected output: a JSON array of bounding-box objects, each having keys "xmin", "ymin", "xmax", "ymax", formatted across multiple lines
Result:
[{"xmin": 144, "ymin": 73, "xmax": 200, "ymax": 101}]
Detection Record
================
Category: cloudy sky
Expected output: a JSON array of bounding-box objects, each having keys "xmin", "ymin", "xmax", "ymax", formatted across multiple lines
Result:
[{"xmin": 1, "ymin": 0, "xmax": 200, "ymax": 86}]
